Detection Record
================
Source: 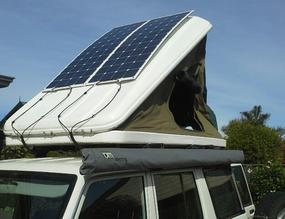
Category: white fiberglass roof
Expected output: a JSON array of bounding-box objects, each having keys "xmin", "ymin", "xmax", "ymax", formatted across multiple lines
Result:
[{"xmin": 4, "ymin": 13, "xmax": 215, "ymax": 147}]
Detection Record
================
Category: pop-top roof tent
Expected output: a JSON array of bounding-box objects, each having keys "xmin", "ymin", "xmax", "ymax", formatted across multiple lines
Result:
[{"xmin": 4, "ymin": 11, "xmax": 225, "ymax": 148}]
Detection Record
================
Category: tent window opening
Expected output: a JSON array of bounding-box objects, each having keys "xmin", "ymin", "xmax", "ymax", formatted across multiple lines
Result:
[{"xmin": 169, "ymin": 65, "xmax": 203, "ymax": 131}]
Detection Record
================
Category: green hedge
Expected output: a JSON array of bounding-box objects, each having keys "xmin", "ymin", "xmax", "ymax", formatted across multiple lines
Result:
[
  {"xmin": 246, "ymin": 163, "xmax": 285, "ymax": 203},
  {"xmin": 0, "ymin": 146, "xmax": 34, "ymax": 160},
  {"xmin": 224, "ymin": 120, "xmax": 282, "ymax": 164}
]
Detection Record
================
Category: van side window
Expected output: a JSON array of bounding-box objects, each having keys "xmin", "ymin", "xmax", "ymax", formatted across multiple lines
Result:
[
  {"xmin": 204, "ymin": 167, "xmax": 243, "ymax": 219},
  {"xmin": 79, "ymin": 176, "xmax": 146, "ymax": 219},
  {"xmin": 231, "ymin": 165, "xmax": 252, "ymax": 206},
  {"xmin": 153, "ymin": 172, "xmax": 203, "ymax": 219}
]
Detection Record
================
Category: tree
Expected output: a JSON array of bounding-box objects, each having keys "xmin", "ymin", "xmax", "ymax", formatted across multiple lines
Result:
[
  {"xmin": 274, "ymin": 127, "xmax": 285, "ymax": 139},
  {"xmin": 224, "ymin": 120, "xmax": 282, "ymax": 164},
  {"xmin": 240, "ymin": 105, "xmax": 270, "ymax": 126},
  {"xmin": 223, "ymin": 106, "xmax": 285, "ymax": 203}
]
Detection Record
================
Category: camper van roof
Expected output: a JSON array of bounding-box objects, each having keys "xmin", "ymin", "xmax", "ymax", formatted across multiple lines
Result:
[{"xmin": 4, "ymin": 12, "xmax": 223, "ymax": 147}]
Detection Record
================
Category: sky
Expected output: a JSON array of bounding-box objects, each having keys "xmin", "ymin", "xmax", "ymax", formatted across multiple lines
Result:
[{"xmin": 0, "ymin": 0, "xmax": 284, "ymax": 129}]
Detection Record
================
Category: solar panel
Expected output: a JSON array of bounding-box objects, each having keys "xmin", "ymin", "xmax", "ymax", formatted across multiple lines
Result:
[
  {"xmin": 88, "ymin": 12, "xmax": 190, "ymax": 83},
  {"xmin": 46, "ymin": 12, "xmax": 190, "ymax": 89},
  {"xmin": 46, "ymin": 22, "xmax": 144, "ymax": 89}
]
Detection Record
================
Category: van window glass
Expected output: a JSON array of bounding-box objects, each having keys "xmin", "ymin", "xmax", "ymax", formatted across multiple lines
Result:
[
  {"xmin": 204, "ymin": 167, "xmax": 243, "ymax": 219},
  {"xmin": 79, "ymin": 176, "xmax": 145, "ymax": 219},
  {"xmin": 231, "ymin": 166, "xmax": 252, "ymax": 206},
  {"xmin": 0, "ymin": 171, "xmax": 76, "ymax": 219},
  {"xmin": 182, "ymin": 173, "xmax": 204, "ymax": 219},
  {"xmin": 154, "ymin": 172, "xmax": 203, "ymax": 219}
]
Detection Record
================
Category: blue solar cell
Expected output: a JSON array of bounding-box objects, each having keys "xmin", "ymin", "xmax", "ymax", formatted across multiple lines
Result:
[
  {"xmin": 89, "ymin": 12, "xmax": 189, "ymax": 83},
  {"xmin": 46, "ymin": 22, "xmax": 144, "ymax": 88},
  {"xmin": 46, "ymin": 12, "xmax": 190, "ymax": 89}
]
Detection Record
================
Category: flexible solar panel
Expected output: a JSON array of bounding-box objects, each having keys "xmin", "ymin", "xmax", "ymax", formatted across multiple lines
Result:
[
  {"xmin": 46, "ymin": 22, "xmax": 144, "ymax": 88},
  {"xmin": 89, "ymin": 12, "xmax": 189, "ymax": 83},
  {"xmin": 46, "ymin": 12, "xmax": 190, "ymax": 89}
]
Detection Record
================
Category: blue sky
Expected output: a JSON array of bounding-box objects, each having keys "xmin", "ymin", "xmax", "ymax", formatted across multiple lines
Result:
[{"xmin": 0, "ymin": 0, "xmax": 284, "ymax": 129}]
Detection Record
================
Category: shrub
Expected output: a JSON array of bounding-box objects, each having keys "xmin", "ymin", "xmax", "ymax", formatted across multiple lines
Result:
[
  {"xmin": 223, "ymin": 120, "xmax": 282, "ymax": 164},
  {"xmin": 0, "ymin": 146, "xmax": 34, "ymax": 160},
  {"xmin": 246, "ymin": 162, "xmax": 285, "ymax": 203}
]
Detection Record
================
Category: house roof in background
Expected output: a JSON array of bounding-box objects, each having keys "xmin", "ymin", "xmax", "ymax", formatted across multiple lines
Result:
[
  {"xmin": 0, "ymin": 101, "xmax": 26, "ymax": 128},
  {"xmin": 0, "ymin": 75, "xmax": 14, "ymax": 88}
]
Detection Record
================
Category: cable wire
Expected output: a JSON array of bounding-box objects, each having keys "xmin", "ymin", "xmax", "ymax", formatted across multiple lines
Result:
[
  {"xmin": 20, "ymin": 88, "xmax": 73, "ymax": 146},
  {"xmin": 11, "ymin": 92, "xmax": 52, "ymax": 149},
  {"xmin": 57, "ymin": 85, "xmax": 95, "ymax": 145},
  {"xmin": 69, "ymin": 81, "xmax": 122, "ymax": 145},
  {"xmin": 11, "ymin": 92, "xmax": 49, "ymax": 137}
]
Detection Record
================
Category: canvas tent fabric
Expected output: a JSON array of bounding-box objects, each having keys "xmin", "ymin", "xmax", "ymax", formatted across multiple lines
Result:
[
  {"xmin": 119, "ymin": 37, "xmax": 221, "ymax": 138},
  {"xmin": 80, "ymin": 148, "xmax": 244, "ymax": 175}
]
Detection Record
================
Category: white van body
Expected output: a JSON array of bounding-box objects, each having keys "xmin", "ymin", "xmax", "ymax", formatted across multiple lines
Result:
[
  {"xmin": 0, "ymin": 150, "xmax": 255, "ymax": 219},
  {"xmin": 0, "ymin": 12, "xmax": 255, "ymax": 219}
]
